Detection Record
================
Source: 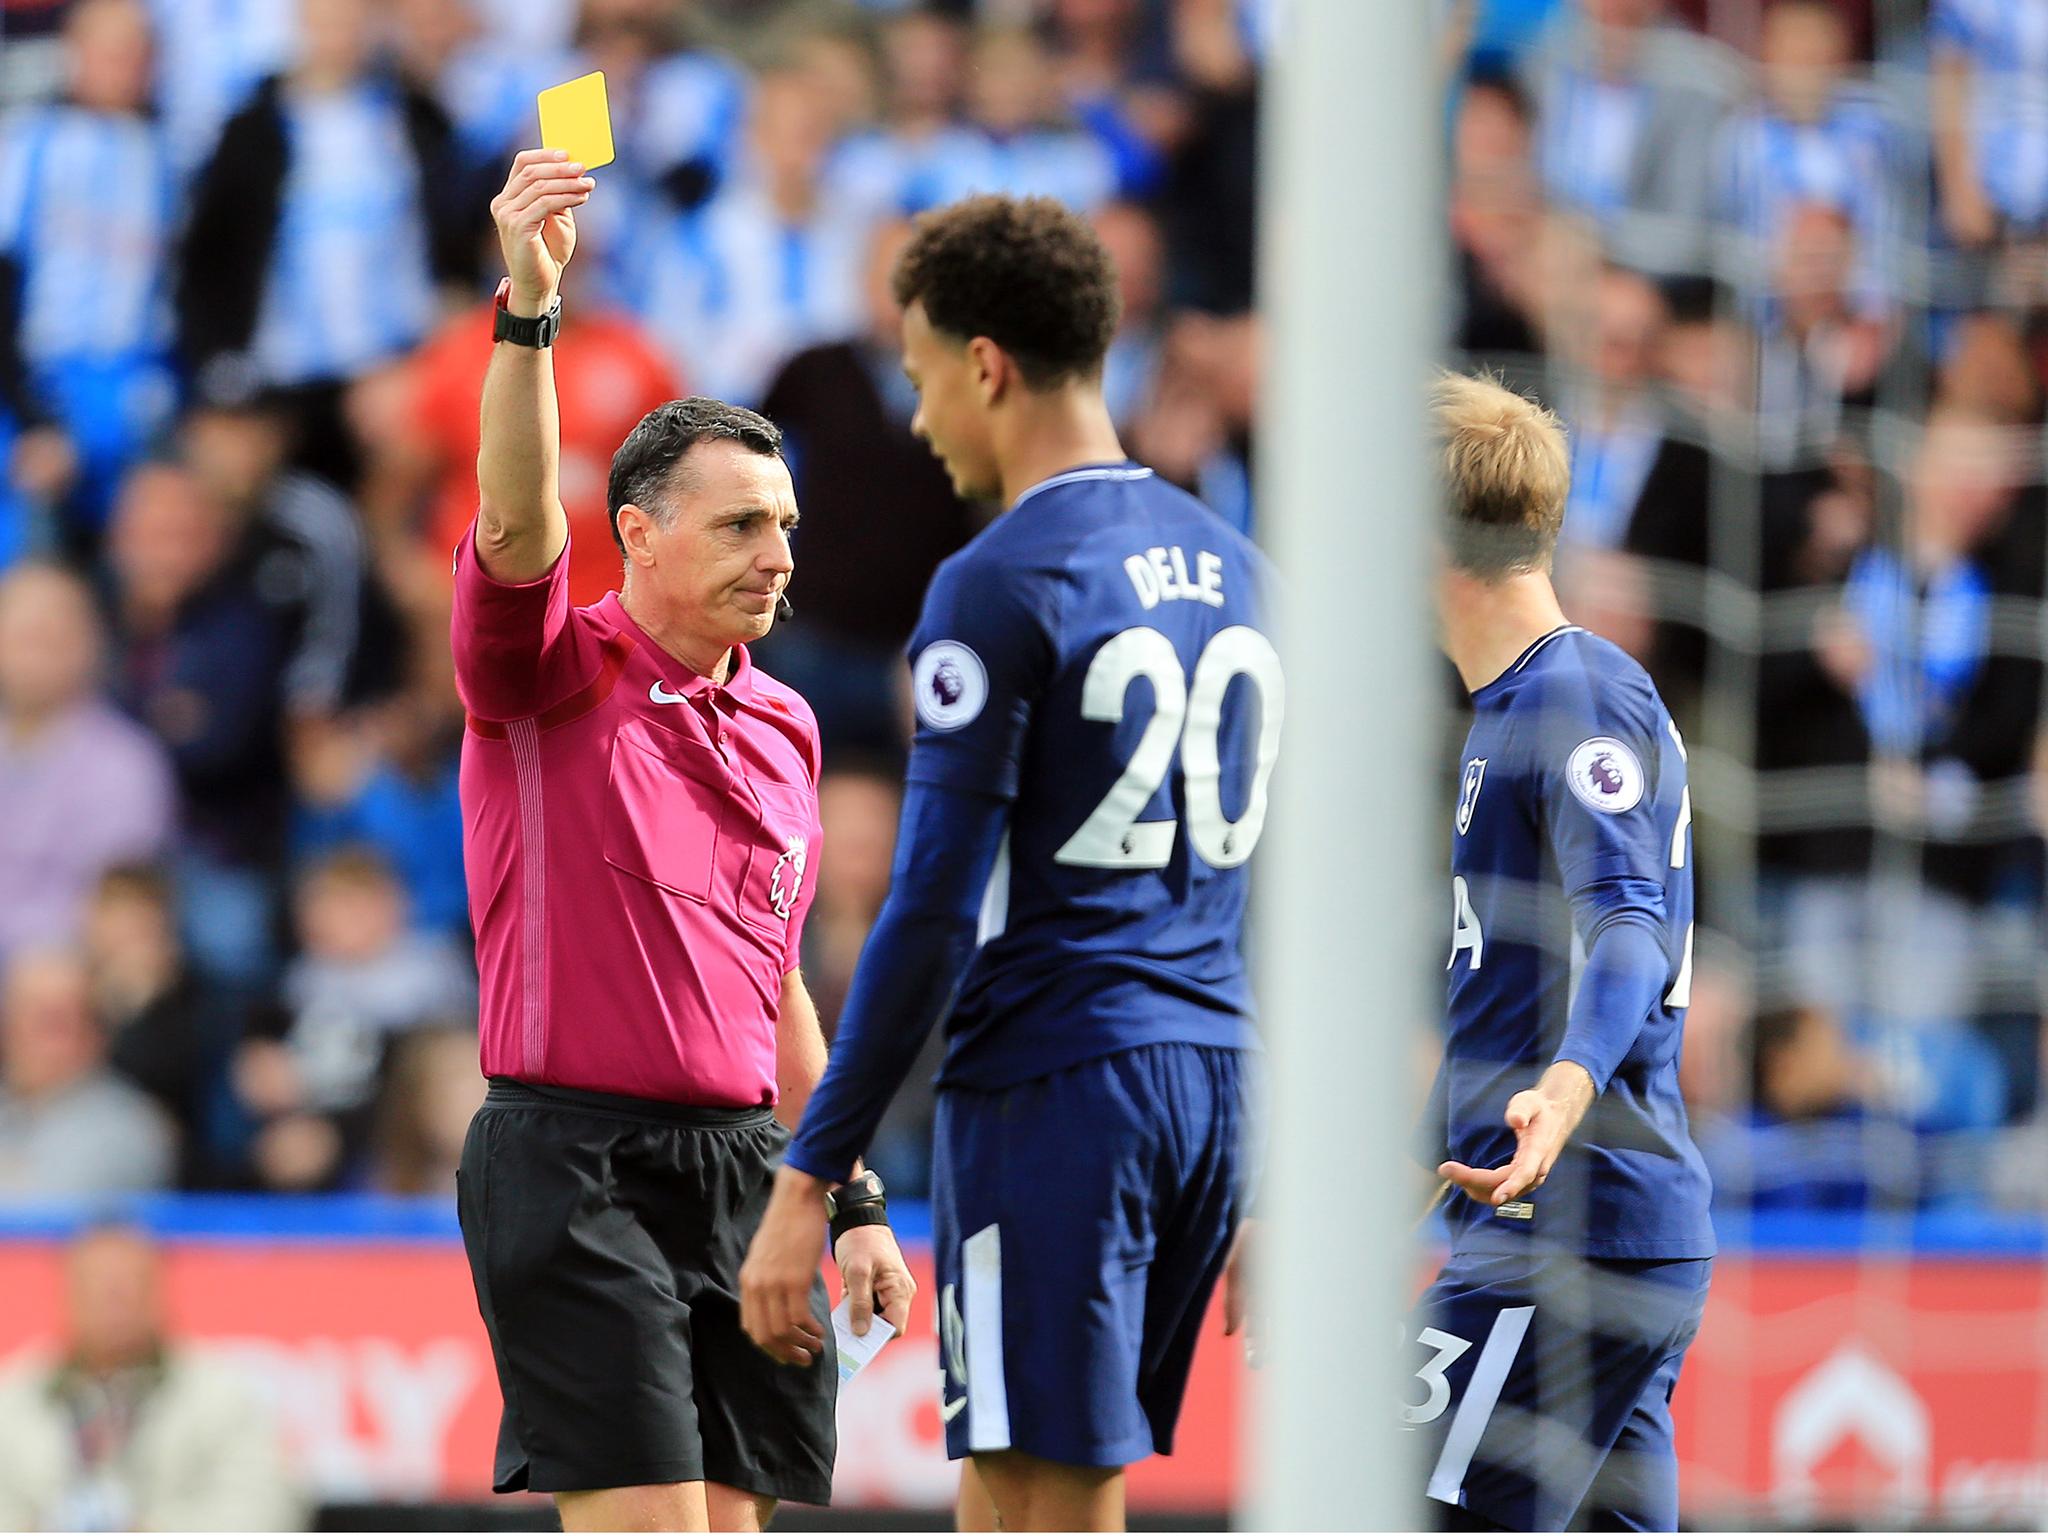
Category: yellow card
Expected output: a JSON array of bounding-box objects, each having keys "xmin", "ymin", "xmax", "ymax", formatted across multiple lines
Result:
[{"xmin": 537, "ymin": 71, "xmax": 615, "ymax": 171}]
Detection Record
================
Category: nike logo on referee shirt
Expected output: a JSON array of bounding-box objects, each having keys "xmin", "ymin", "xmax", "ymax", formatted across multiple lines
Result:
[
  {"xmin": 650, "ymin": 680, "xmax": 689, "ymax": 705},
  {"xmin": 940, "ymin": 1395, "xmax": 966, "ymax": 1422}
]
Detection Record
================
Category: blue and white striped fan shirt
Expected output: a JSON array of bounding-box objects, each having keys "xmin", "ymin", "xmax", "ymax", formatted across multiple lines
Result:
[
  {"xmin": 0, "ymin": 105, "xmax": 176, "ymax": 364},
  {"xmin": 1931, "ymin": 0, "xmax": 2048, "ymax": 228},
  {"xmin": 149, "ymin": 0, "xmax": 296, "ymax": 179},
  {"xmin": 245, "ymin": 83, "xmax": 439, "ymax": 387},
  {"xmin": 436, "ymin": 42, "xmax": 576, "ymax": 167},
  {"xmin": 1539, "ymin": 69, "xmax": 1646, "ymax": 220},
  {"xmin": 1716, "ymin": 86, "xmax": 1900, "ymax": 308},
  {"xmin": 625, "ymin": 183, "xmax": 869, "ymax": 408},
  {"xmin": 541, "ymin": 48, "xmax": 751, "ymax": 310},
  {"xmin": 628, "ymin": 49, "xmax": 750, "ymax": 188}
]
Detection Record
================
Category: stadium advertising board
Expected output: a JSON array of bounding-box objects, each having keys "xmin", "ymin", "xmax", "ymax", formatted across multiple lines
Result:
[
  {"xmin": 1672, "ymin": 1256, "xmax": 2048, "ymax": 1526},
  {"xmin": 0, "ymin": 1239, "xmax": 2038, "ymax": 1522},
  {"xmin": 0, "ymin": 1241, "xmax": 1236, "ymax": 1513}
]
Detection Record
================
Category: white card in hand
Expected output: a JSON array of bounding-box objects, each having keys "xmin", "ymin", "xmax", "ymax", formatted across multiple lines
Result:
[{"xmin": 831, "ymin": 1295, "xmax": 897, "ymax": 1385}]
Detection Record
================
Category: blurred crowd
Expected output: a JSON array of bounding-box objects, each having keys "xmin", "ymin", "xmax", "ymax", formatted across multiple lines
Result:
[
  {"xmin": 1446, "ymin": 0, "xmax": 2048, "ymax": 1216},
  {"xmin": 0, "ymin": 0, "xmax": 1263, "ymax": 1203},
  {"xmin": 5, "ymin": 0, "xmax": 2048, "ymax": 1222}
]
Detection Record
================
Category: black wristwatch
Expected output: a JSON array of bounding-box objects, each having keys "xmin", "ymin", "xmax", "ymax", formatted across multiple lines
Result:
[
  {"xmin": 493, "ymin": 277, "xmax": 561, "ymax": 348},
  {"xmin": 826, "ymin": 1169, "xmax": 887, "ymax": 1242}
]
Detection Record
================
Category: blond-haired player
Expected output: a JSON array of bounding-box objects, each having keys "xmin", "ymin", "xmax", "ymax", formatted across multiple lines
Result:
[{"xmin": 1414, "ymin": 372, "xmax": 1713, "ymax": 1532}]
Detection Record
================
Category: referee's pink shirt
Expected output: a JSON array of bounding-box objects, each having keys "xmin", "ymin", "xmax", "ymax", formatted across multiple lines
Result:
[{"xmin": 451, "ymin": 525, "xmax": 823, "ymax": 1105}]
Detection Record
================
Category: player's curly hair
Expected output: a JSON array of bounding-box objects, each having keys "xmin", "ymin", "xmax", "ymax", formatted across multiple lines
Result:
[
  {"xmin": 892, "ymin": 195, "xmax": 1121, "ymax": 389},
  {"xmin": 607, "ymin": 397, "xmax": 784, "ymax": 555}
]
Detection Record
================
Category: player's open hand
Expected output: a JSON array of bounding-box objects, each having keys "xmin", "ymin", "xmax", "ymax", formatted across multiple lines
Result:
[
  {"xmin": 491, "ymin": 149, "xmax": 591, "ymax": 311},
  {"xmin": 1438, "ymin": 1062, "xmax": 1596, "ymax": 1208},
  {"xmin": 739, "ymin": 1167, "xmax": 830, "ymax": 1368},
  {"xmin": 834, "ymin": 1223, "xmax": 915, "ymax": 1339}
]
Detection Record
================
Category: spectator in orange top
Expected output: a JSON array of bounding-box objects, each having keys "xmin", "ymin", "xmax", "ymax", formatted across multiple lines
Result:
[{"xmin": 358, "ymin": 221, "xmax": 682, "ymax": 609}]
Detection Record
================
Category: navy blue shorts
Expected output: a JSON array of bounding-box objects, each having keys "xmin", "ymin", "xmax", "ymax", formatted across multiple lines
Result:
[
  {"xmin": 1409, "ymin": 1248, "xmax": 1712, "ymax": 1531},
  {"xmin": 931, "ymin": 1042, "xmax": 1247, "ymax": 1468}
]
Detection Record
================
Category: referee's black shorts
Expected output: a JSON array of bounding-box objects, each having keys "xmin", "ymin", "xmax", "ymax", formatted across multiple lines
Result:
[{"xmin": 456, "ymin": 1078, "xmax": 836, "ymax": 1503}]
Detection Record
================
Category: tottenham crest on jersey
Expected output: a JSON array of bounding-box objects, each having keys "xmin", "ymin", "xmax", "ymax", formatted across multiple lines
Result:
[
  {"xmin": 913, "ymin": 641, "xmax": 988, "ymax": 732},
  {"xmin": 1456, "ymin": 757, "xmax": 1487, "ymax": 835},
  {"xmin": 769, "ymin": 835, "xmax": 807, "ymax": 920},
  {"xmin": 1566, "ymin": 737, "xmax": 1645, "ymax": 814}
]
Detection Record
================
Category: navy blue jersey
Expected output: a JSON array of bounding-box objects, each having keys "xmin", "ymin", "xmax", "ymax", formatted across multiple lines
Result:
[
  {"xmin": 905, "ymin": 462, "xmax": 1280, "ymax": 1089},
  {"xmin": 1437, "ymin": 626, "xmax": 1714, "ymax": 1260}
]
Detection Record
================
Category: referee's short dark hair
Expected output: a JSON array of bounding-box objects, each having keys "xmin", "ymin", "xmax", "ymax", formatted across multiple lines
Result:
[
  {"xmin": 892, "ymin": 194, "xmax": 1121, "ymax": 390},
  {"xmin": 607, "ymin": 397, "xmax": 785, "ymax": 555}
]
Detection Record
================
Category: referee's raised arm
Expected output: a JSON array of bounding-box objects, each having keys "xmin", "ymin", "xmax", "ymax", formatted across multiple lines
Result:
[{"xmin": 474, "ymin": 149, "xmax": 592, "ymax": 584}]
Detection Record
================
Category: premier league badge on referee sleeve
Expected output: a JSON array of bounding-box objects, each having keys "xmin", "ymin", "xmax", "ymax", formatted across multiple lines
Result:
[
  {"xmin": 1566, "ymin": 737, "xmax": 1644, "ymax": 814},
  {"xmin": 769, "ymin": 835, "xmax": 807, "ymax": 920}
]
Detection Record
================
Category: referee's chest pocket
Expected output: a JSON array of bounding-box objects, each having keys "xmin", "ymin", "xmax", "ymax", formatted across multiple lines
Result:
[{"xmin": 603, "ymin": 721, "xmax": 729, "ymax": 903}]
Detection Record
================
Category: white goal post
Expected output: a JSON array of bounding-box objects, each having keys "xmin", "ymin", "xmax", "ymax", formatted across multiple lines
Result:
[{"xmin": 1251, "ymin": 0, "xmax": 1440, "ymax": 1526}]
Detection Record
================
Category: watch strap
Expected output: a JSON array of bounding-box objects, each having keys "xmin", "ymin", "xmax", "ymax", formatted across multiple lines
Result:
[{"xmin": 493, "ymin": 278, "xmax": 561, "ymax": 348}]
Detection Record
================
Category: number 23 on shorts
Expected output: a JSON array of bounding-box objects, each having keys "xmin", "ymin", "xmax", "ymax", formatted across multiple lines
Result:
[{"xmin": 1399, "ymin": 1307, "xmax": 1535, "ymax": 1502}]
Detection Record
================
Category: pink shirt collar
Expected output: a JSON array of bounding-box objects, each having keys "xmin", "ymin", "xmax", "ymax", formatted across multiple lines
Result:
[{"xmin": 596, "ymin": 591, "xmax": 758, "ymax": 704}]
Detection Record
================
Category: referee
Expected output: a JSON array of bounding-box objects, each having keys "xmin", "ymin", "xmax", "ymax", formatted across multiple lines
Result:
[{"xmin": 451, "ymin": 150, "xmax": 914, "ymax": 1533}]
